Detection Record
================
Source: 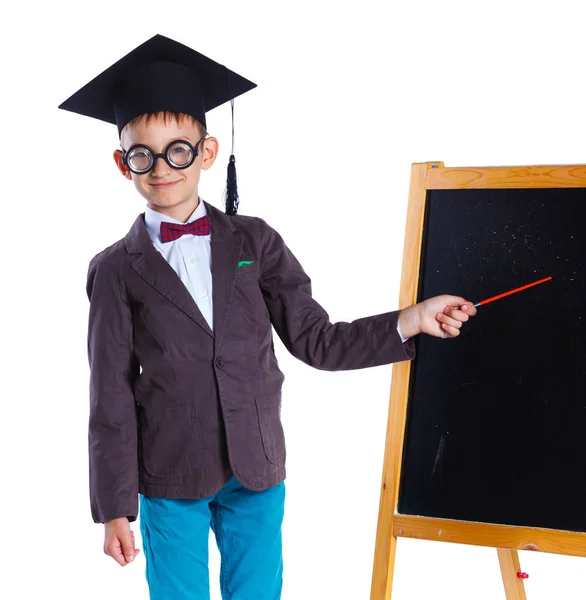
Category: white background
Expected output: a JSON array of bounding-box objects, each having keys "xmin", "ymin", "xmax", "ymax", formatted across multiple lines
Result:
[{"xmin": 2, "ymin": 0, "xmax": 586, "ymax": 598}]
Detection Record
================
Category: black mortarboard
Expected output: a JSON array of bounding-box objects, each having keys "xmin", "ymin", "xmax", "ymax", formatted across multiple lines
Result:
[{"xmin": 58, "ymin": 34, "xmax": 257, "ymax": 215}]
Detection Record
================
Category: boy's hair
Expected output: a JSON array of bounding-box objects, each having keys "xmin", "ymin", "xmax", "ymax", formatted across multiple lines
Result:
[{"xmin": 121, "ymin": 111, "xmax": 207, "ymax": 139}]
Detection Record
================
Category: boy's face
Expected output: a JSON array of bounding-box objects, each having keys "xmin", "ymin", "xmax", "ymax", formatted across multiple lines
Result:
[{"xmin": 113, "ymin": 113, "xmax": 218, "ymax": 220}]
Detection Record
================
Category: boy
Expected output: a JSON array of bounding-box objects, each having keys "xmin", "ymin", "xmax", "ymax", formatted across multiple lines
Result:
[{"xmin": 59, "ymin": 34, "xmax": 476, "ymax": 600}]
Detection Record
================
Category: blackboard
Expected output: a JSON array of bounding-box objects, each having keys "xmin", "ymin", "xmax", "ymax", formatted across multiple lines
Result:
[{"xmin": 398, "ymin": 187, "xmax": 586, "ymax": 532}]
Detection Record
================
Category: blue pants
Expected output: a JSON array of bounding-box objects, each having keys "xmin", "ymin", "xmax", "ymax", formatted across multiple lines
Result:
[{"xmin": 139, "ymin": 476, "xmax": 285, "ymax": 599}]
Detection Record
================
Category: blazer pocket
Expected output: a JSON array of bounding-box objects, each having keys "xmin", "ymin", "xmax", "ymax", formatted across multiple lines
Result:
[
  {"xmin": 235, "ymin": 265, "xmax": 258, "ymax": 284},
  {"xmin": 138, "ymin": 405, "xmax": 203, "ymax": 478},
  {"xmin": 254, "ymin": 392, "xmax": 286, "ymax": 465}
]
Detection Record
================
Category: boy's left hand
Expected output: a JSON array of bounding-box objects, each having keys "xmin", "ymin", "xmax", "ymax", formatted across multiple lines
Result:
[{"xmin": 398, "ymin": 295, "xmax": 477, "ymax": 339}]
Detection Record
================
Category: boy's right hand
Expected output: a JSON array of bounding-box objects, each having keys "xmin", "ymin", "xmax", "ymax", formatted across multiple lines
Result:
[{"xmin": 104, "ymin": 517, "xmax": 140, "ymax": 566}]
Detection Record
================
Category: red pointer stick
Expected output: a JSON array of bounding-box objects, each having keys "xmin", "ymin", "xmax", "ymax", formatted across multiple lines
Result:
[{"xmin": 473, "ymin": 276, "xmax": 552, "ymax": 308}]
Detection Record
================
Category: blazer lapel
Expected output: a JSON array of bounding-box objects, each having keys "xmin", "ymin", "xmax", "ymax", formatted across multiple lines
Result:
[
  {"xmin": 124, "ymin": 212, "xmax": 214, "ymax": 339},
  {"xmin": 205, "ymin": 201, "xmax": 243, "ymax": 350}
]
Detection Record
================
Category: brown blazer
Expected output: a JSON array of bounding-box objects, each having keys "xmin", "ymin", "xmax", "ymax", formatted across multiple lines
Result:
[{"xmin": 85, "ymin": 200, "xmax": 416, "ymax": 523}]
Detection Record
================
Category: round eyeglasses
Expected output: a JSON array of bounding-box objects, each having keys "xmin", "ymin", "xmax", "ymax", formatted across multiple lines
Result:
[{"xmin": 121, "ymin": 134, "xmax": 208, "ymax": 174}]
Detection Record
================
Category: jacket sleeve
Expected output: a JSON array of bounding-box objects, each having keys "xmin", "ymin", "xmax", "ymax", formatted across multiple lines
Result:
[
  {"xmin": 86, "ymin": 253, "xmax": 139, "ymax": 523},
  {"xmin": 257, "ymin": 218, "xmax": 416, "ymax": 371}
]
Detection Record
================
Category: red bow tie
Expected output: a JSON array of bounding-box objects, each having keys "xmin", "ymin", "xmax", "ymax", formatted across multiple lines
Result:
[{"xmin": 160, "ymin": 215, "xmax": 211, "ymax": 242}]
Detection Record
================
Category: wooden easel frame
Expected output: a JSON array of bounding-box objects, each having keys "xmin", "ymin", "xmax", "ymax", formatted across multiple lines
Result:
[{"xmin": 370, "ymin": 162, "xmax": 586, "ymax": 599}]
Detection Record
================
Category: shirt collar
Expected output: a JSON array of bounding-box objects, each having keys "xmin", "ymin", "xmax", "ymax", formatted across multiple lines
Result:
[{"xmin": 144, "ymin": 197, "xmax": 208, "ymax": 252}]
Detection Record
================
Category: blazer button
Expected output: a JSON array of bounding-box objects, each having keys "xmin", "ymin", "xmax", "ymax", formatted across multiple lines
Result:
[{"xmin": 216, "ymin": 357, "xmax": 225, "ymax": 368}]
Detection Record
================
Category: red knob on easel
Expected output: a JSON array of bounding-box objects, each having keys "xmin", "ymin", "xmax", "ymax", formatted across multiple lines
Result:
[{"xmin": 517, "ymin": 572, "xmax": 529, "ymax": 579}]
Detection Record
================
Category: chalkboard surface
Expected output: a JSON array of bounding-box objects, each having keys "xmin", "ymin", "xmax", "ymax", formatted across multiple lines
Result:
[{"xmin": 398, "ymin": 188, "xmax": 586, "ymax": 532}]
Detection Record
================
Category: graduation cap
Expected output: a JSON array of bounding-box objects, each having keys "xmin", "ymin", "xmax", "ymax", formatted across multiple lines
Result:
[{"xmin": 58, "ymin": 33, "xmax": 257, "ymax": 215}]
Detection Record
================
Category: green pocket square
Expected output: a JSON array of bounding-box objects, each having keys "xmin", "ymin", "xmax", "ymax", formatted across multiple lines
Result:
[{"xmin": 237, "ymin": 260, "xmax": 254, "ymax": 268}]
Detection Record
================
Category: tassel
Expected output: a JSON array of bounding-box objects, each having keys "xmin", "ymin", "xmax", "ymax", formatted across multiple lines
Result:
[
  {"xmin": 225, "ymin": 154, "xmax": 239, "ymax": 216},
  {"xmin": 224, "ymin": 67, "xmax": 239, "ymax": 215}
]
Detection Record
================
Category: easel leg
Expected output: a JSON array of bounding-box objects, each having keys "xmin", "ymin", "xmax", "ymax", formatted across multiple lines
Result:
[
  {"xmin": 497, "ymin": 548, "xmax": 527, "ymax": 600},
  {"xmin": 371, "ymin": 527, "xmax": 397, "ymax": 600}
]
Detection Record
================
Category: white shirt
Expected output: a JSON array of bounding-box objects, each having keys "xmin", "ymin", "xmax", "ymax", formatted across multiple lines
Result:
[
  {"xmin": 144, "ymin": 199, "xmax": 214, "ymax": 331},
  {"xmin": 144, "ymin": 199, "xmax": 408, "ymax": 342}
]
